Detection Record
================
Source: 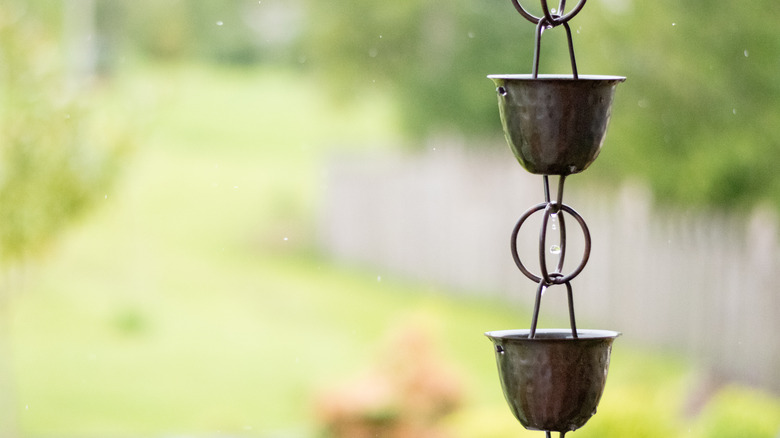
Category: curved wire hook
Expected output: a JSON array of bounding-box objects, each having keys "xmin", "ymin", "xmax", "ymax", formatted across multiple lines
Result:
[
  {"xmin": 532, "ymin": 15, "xmax": 579, "ymax": 78},
  {"xmin": 528, "ymin": 276, "xmax": 578, "ymax": 339}
]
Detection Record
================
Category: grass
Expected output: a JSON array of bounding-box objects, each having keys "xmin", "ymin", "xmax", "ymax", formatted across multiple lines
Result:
[{"xmin": 5, "ymin": 63, "xmax": 780, "ymax": 438}]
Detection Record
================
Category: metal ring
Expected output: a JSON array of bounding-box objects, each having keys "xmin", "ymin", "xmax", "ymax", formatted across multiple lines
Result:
[
  {"xmin": 559, "ymin": 0, "xmax": 587, "ymax": 23},
  {"xmin": 510, "ymin": 0, "xmax": 542, "ymax": 24},
  {"xmin": 509, "ymin": 0, "xmax": 587, "ymax": 26},
  {"xmin": 511, "ymin": 203, "xmax": 547, "ymax": 283},
  {"xmin": 510, "ymin": 202, "xmax": 591, "ymax": 284}
]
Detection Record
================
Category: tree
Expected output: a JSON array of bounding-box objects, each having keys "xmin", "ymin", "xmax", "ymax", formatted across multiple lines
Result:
[{"xmin": 0, "ymin": 4, "xmax": 130, "ymax": 434}]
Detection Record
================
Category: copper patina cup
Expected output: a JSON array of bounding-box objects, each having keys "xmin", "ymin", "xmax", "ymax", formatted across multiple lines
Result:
[
  {"xmin": 489, "ymin": 75, "xmax": 625, "ymax": 175},
  {"xmin": 485, "ymin": 329, "xmax": 620, "ymax": 433}
]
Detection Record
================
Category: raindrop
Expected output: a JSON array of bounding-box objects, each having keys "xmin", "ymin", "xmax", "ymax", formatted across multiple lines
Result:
[
  {"xmin": 732, "ymin": 108, "xmax": 737, "ymax": 115},
  {"xmin": 550, "ymin": 213, "xmax": 558, "ymax": 231},
  {"xmin": 283, "ymin": 237, "xmax": 289, "ymax": 241},
  {"xmin": 379, "ymin": 34, "xmax": 383, "ymax": 39},
  {"xmin": 550, "ymin": 245, "xmax": 562, "ymax": 255},
  {"xmin": 216, "ymin": 21, "xmax": 224, "ymax": 26},
  {"xmin": 551, "ymin": 8, "xmax": 557, "ymax": 13},
  {"xmin": 744, "ymin": 50, "xmax": 749, "ymax": 57},
  {"xmin": 672, "ymin": 22, "xmax": 676, "ymax": 26}
]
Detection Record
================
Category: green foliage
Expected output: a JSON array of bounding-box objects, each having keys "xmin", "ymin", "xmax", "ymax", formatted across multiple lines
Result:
[
  {"xmin": 580, "ymin": 1, "xmax": 780, "ymax": 209},
  {"xmin": 0, "ymin": 4, "xmax": 129, "ymax": 261}
]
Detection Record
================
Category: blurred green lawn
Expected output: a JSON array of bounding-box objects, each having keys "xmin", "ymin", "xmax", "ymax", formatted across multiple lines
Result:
[{"xmin": 7, "ymin": 64, "xmax": 780, "ymax": 438}]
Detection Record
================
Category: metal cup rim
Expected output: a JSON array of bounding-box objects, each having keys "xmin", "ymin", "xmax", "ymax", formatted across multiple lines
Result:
[
  {"xmin": 488, "ymin": 74, "xmax": 626, "ymax": 82},
  {"xmin": 485, "ymin": 328, "xmax": 621, "ymax": 341}
]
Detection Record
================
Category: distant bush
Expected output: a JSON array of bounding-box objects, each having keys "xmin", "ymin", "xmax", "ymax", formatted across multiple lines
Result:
[{"xmin": 314, "ymin": 321, "xmax": 463, "ymax": 438}]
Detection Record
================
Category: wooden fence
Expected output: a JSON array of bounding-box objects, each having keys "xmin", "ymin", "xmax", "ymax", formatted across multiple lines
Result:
[{"xmin": 317, "ymin": 143, "xmax": 780, "ymax": 394}]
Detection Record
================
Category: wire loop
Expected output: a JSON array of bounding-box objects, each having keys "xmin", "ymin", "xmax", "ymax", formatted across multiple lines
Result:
[{"xmin": 509, "ymin": 0, "xmax": 587, "ymax": 26}]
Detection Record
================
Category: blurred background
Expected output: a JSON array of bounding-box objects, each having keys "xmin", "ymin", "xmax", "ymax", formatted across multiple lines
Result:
[{"xmin": 0, "ymin": 0, "xmax": 779, "ymax": 437}]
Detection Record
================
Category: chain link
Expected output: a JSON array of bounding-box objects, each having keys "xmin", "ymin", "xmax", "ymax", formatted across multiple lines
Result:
[{"xmin": 510, "ymin": 176, "xmax": 590, "ymax": 338}]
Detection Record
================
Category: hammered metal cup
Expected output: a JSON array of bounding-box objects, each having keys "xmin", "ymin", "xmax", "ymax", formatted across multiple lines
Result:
[
  {"xmin": 485, "ymin": 329, "xmax": 620, "ymax": 434},
  {"xmin": 489, "ymin": 75, "xmax": 625, "ymax": 175}
]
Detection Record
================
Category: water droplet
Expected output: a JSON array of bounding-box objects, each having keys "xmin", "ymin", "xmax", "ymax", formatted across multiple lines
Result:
[
  {"xmin": 744, "ymin": 50, "xmax": 749, "ymax": 57},
  {"xmin": 379, "ymin": 34, "xmax": 383, "ymax": 39},
  {"xmin": 551, "ymin": 8, "xmax": 557, "ymax": 14},
  {"xmin": 672, "ymin": 22, "xmax": 676, "ymax": 26},
  {"xmin": 550, "ymin": 213, "xmax": 558, "ymax": 231},
  {"xmin": 283, "ymin": 237, "xmax": 289, "ymax": 241},
  {"xmin": 550, "ymin": 245, "xmax": 562, "ymax": 255},
  {"xmin": 216, "ymin": 21, "xmax": 224, "ymax": 26},
  {"xmin": 732, "ymin": 108, "xmax": 737, "ymax": 115}
]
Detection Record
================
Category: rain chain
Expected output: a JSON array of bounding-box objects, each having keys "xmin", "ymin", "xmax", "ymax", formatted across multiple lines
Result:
[{"xmin": 484, "ymin": 0, "xmax": 625, "ymax": 437}]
